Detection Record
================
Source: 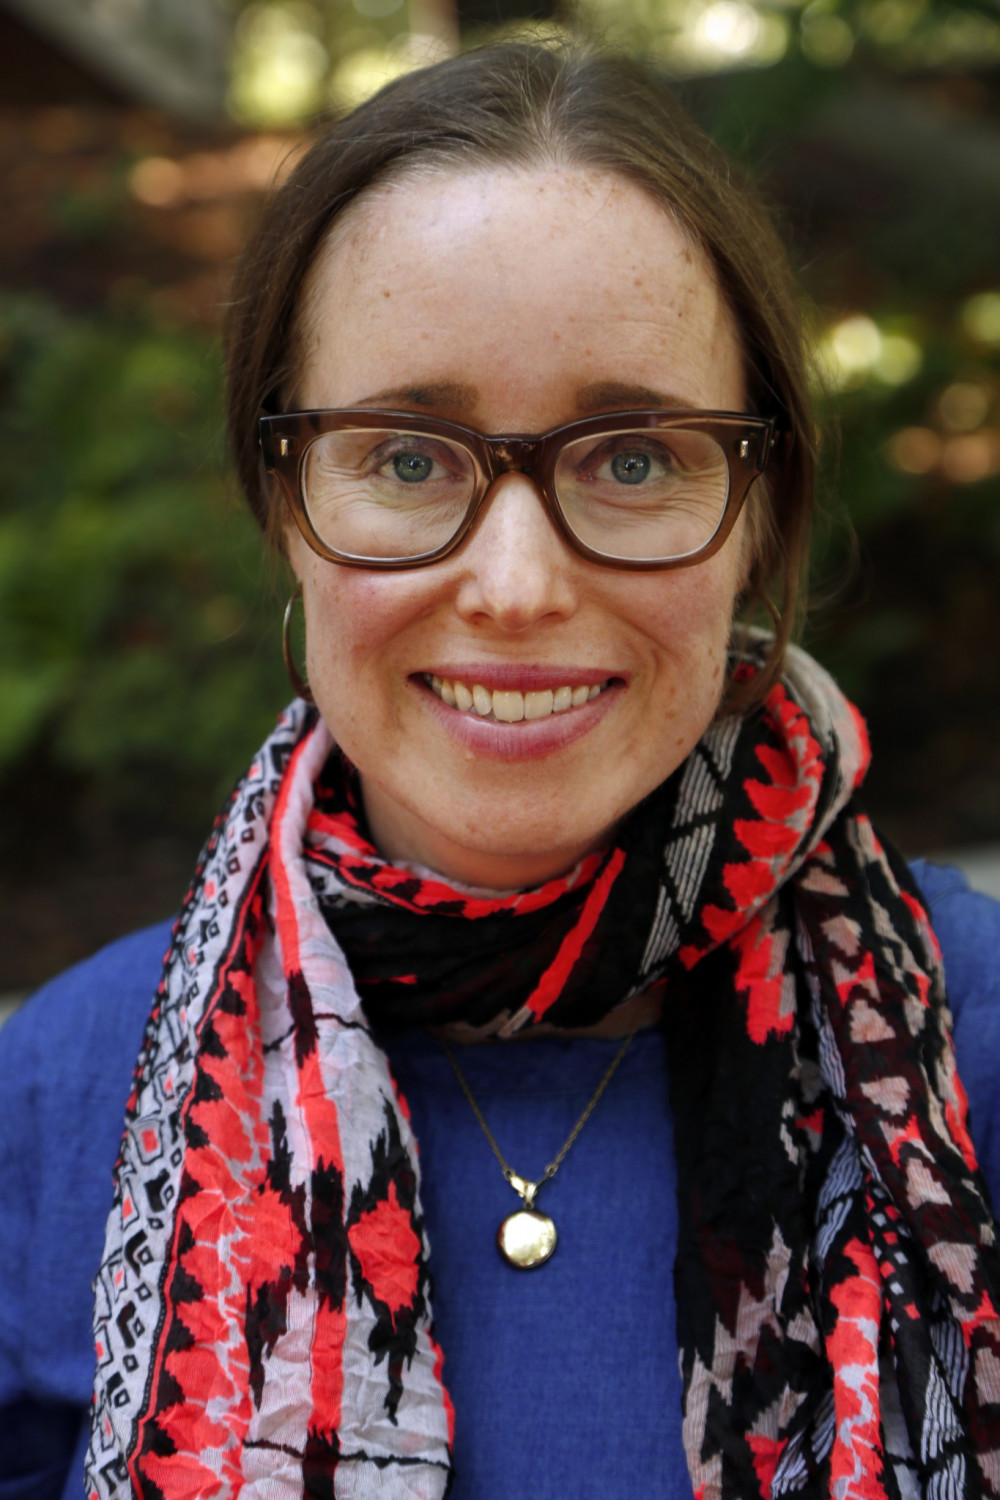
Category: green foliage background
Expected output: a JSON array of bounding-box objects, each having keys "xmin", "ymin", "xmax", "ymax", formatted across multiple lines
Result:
[{"xmin": 0, "ymin": 296, "xmax": 288, "ymax": 829}]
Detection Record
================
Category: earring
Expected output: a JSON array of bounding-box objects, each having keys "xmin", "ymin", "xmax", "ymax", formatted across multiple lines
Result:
[{"xmin": 282, "ymin": 583, "xmax": 314, "ymax": 703}]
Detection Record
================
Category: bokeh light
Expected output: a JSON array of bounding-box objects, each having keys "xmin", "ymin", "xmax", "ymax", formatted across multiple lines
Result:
[
  {"xmin": 817, "ymin": 315, "xmax": 923, "ymax": 391},
  {"xmin": 938, "ymin": 381, "xmax": 991, "ymax": 433},
  {"xmin": 800, "ymin": 6, "xmax": 855, "ymax": 65},
  {"xmin": 885, "ymin": 427, "xmax": 941, "ymax": 475},
  {"xmin": 872, "ymin": 333, "xmax": 923, "ymax": 387},
  {"xmin": 330, "ymin": 44, "xmax": 413, "ymax": 108},
  {"xmin": 228, "ymin": 3, "xmax": 330, "ymax": 126},
  {"xmin": 673, "ymin": 0, "xmax": 789, "ymax": 68},
  {"xmin": 961, "ymin": 293, "xmax": 1000, "ymax": 348},
  {"xmin": 940, "ymin": 432, "xmax": 1000, "ymax": 484}
]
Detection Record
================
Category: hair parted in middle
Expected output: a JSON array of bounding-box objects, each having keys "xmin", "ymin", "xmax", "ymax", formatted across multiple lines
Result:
[{"xmin": 225, "ymin": 38, "xmax": 816, "ymax": 700}]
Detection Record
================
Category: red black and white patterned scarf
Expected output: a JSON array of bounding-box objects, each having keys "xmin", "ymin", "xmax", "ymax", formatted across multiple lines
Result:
[{"xmin": 86, "ymin": 640, "xmax": 1000, "ymax": 1498}]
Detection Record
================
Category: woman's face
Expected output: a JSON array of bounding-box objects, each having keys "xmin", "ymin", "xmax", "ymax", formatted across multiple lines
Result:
[{"xmin": 287, "ymin": 165, "xmax": 748, "ymax": 889}]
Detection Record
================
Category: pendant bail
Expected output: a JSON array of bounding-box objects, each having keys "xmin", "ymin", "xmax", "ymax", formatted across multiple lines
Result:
[{"xmin": 506, "ymin": 1171, "xmax": 539, "ymax": 1210}]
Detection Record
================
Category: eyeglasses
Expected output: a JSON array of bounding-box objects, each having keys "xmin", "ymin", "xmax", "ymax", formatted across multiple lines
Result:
[{"xmin": 258, "ymin": 407, "xmax": 778, "ymax": 571}]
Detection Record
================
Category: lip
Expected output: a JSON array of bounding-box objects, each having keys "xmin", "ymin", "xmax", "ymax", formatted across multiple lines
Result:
[{"xmin": 411, "ymin": 668, "xmax": 624, "ymax": 761}]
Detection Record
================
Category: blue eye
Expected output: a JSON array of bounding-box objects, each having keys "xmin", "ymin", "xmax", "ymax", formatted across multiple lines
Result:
[
  {"xmin": 392, "ymin": 451, "xmax": 434, "ymax": 482},
  {"xmin": 610, "ymin": 451, "xmax": 651, "ymax": 484}
]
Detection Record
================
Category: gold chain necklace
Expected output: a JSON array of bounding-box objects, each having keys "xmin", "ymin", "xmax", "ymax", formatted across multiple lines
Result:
[{"xmin": 440, "ymin": 1027, "xmax": 638, "ymax": 1270}]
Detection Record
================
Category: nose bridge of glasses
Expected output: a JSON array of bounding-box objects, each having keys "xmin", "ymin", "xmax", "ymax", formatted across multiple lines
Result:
[
  {"xmin": 466, "ymin": 433, "xmax": 572, "ymax": 558},
  {"xmin": 480, "ymin": 433, "xmax": 545, "ymax": 480}
]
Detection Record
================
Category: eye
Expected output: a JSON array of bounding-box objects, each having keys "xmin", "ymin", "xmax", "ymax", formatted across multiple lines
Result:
[
  {"xmin": 390, "ymin": 450, "xmax": 435, "ymax": 483},
  {"xmin": 369, "ymin": 437, "xmax": 461, "ymax": 487},
  {"xmin": 609, "ymin": 450, "xmax": 652, "ymax": 485},
  {"xmin": 582, "ymin": 437, "xmax": 677, "ymax": 488}
]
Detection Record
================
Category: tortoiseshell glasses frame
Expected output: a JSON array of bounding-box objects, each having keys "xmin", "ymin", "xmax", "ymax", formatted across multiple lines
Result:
[{"xmin": 258, "ymin": 407, "xmax": 778, "ymax": 571}]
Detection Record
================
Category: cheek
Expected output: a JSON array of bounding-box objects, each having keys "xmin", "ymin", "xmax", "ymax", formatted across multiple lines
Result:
[
  {"xmin": 298, "ymin": 564, "xmax": 435, "ymax": 732},
  {"xmin": 301, "ymin": 566, "xmax": 399, "ymax": 665},
  {"xmin": 622, "ymin": 555, "xmax": 743, "ymax": 746},
  {"xmin": 635, "ymin": 555, "xmax": 743, "ymax": 657}
]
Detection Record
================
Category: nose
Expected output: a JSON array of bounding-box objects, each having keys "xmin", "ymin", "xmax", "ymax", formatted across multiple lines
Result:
[{"xmin": 452, "ymin": 471, "xmax": 579, "ymax": 631}]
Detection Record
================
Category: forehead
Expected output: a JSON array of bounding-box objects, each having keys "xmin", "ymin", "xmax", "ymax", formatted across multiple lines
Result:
[{"xmin": 294, "ymin": 164, "xmax": 744, "ymax": 421}]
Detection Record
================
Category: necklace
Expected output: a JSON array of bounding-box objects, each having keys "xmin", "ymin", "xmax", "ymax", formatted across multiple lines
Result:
[{"xmin": 440, "ymin": 1027, "xmax": 638, "ymax": 1270}]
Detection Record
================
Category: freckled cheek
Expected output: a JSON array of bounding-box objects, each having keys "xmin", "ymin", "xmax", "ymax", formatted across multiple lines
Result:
[
  {"xmin": 623, "ymin": 570, "xmax": 737, "ymax": 772},
  {"xmin": 302, "ymin": 573, "xmax": 435, "ymax": 742},
  {"xmin": 630, "ymin": 567, "xmax": 738, "ymax": 664},
  {"xmin": 305, "ymin": 574, "xmax": 403, "ymax": 664}
]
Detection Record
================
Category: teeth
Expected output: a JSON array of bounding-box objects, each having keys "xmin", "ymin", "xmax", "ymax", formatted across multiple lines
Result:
[
  {"xmin": 427, "ymin": 675, "xmax": 608, "ymax": 722},
  {"xmin": 524, "ymin": 690, "xmax": 553, "ymax": 721},
  {"xmin": 492, "ymin": 690, "xmax": 523, "ymax": 723}
]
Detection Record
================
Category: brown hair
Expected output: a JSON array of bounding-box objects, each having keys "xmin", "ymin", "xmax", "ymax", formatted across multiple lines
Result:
[{"xmin": 225, "ymin": 39, "xmax": 816, "ymax": 698}]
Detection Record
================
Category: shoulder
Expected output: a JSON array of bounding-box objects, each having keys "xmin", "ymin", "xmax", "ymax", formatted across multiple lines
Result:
[
  {"xmin": 910, "ymin": 860, "xmax": 1000, "ymax": 1193},
  {"xmin": 0, "ymin": 920, "xmax": 172, "ymax": 1100},
  {"xmin": 0, "ymin": 916, "xmax": 172, "ymax": 1216},
  {"xmin": 909, "ymin": 859, "xmax": 1000, "ymax": 1020},
  {"xmin": 0, "ymin": 921, "xmax": 173, "ymax": 1201},
  {"xmin": 0, "ymin": 921, "xmax": 172, "ymax": 1408}
]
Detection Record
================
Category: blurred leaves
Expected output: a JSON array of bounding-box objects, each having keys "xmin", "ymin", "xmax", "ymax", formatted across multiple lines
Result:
[{"xmin": 0, "ymin": 294, "xmax": 288, "ymax": 829}]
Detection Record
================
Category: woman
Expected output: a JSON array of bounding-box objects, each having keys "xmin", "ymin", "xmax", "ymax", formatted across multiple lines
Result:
[{"xmin": 3, "ymin": 39, "xmax": 1000, "ymax": 1500}]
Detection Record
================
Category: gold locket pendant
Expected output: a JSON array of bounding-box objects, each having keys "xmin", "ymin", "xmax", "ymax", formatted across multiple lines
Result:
[
  {"xmin": 440, "ymin": 1027, "xmax": 637, "ymax": 1271},
  {"xmin": 497, "ymin": 1175, "xmax": 558, "ymax": 1270}
]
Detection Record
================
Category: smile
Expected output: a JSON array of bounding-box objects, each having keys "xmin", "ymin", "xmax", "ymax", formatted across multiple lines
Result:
[{"xmin": 424, "ymin": 674, "xmax": 610, "ymax": 723}]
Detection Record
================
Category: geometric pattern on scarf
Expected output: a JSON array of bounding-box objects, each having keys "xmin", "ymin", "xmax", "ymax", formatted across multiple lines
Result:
[
  {"xmin": 86, "ymin": 639, "xmax": 1000, "ymax": 1498},
  {"xmin": 85, "ymin": 714, "xmax": 453, "ymax": 1499},
  {"xmin": 661, "ymin": 670, "xmax": 1000, "ymax": 1498}
]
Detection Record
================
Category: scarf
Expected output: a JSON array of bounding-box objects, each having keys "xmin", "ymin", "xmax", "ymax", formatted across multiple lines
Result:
[{"xmin": 86, "ymin": 640, "xmax": 1000, "ymax": 1498}]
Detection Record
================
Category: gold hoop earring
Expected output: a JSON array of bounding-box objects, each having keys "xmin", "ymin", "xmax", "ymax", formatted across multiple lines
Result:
[{"xmin": 282, "ymin": 584, "xmax": 314, "ymax": 703}]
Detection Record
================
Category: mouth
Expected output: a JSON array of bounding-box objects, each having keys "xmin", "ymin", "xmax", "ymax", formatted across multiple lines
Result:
[{"xmin": 423, "ymin": 673, "xmax": 613, "ymax": 724}]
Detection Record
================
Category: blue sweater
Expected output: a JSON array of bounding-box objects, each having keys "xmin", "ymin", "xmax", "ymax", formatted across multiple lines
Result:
[{"xmin": 1, "ymin": 862, "xmax": 999, "ymax": 1498}]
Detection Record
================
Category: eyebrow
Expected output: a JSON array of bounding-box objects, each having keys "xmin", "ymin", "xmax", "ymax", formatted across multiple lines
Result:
[
  {"xmin": 354, "ymin": 382, "xmax": 477, "ymax": 410},
  {"xmin": 348, "ymin": 378, "xmax": 694, "ymax": 419},
  {"xmin": 574, "ymin": 380, "xmax": 691, "ymax": 413}
]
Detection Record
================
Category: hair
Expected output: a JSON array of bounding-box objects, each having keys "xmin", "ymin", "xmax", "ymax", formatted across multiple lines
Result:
[{"xmin": 225, "ymin": 39, "xmax": 817, "ymax": 702}]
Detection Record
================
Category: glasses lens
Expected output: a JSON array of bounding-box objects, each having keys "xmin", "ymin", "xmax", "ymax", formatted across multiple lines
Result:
[
  {"xmin": 554, "ymin": 426, "xmax": 730, "ymax": 562},
  {"xmin": 301, "ymin": 428, "xmax": 477, "ymax": 560}
]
